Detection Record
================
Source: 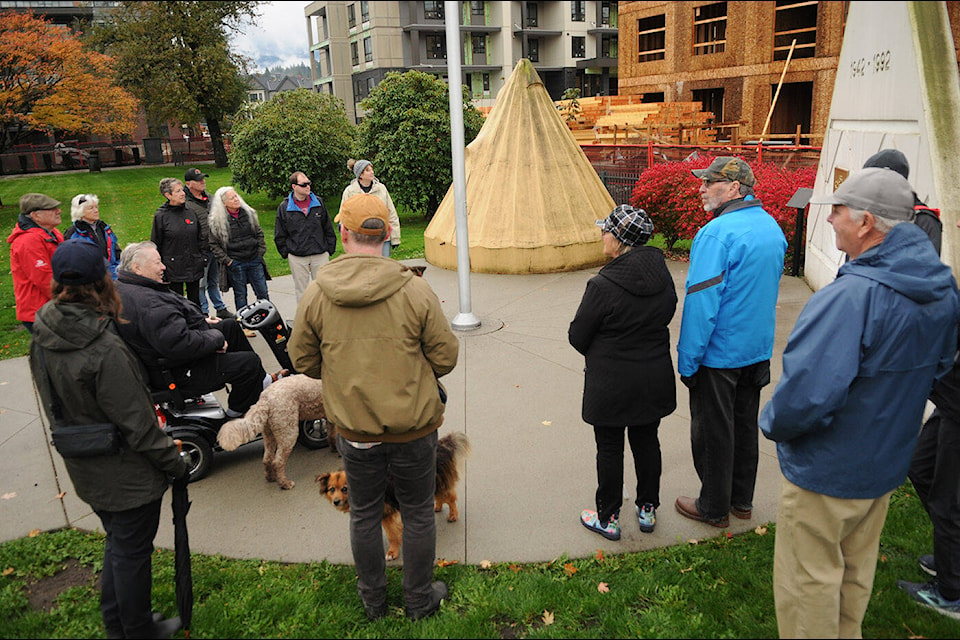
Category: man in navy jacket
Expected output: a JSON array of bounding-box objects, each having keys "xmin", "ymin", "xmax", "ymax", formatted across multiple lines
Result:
[{"xmin": 760, "ymin": 167, "xmax": 960, "ymax": 637}]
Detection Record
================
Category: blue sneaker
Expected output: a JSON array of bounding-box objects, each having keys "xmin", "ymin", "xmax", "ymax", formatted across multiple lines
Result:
[
  {"xmin": 580, "ymin": 509, "xmax": 620, "ymax": 541},
  {"xmin": 897, "ymin": 580, "xmax": 960, "ymax": 620},
  {"xmin": 637, "ymin": 503, "xmax": 656, "ymax": 533}
]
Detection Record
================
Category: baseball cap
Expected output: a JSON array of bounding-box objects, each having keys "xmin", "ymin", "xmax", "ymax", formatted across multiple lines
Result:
[
  {"xmin": 52, "ymin": 239, "xmax": 107, "ymax": 285},
  {"xmin": 334, "ymin": 194, "xmax": 390, "ymax": 235},
  {"xmin": 184, "ymin": 168, "xmax": 208, "ymax": 182},
  {"xmin": 692, "ymin": 156, "xmax": 756, "ymax": 187},
  {"xmin": 809, "ymin": 167, "xmax": 914, "ymax": 220},
  {"xmin": 20, "ymin": 193, "xmax": 61, "ymax": 215},
  {"xmin": 596, "ymin": 204, "xmax": 655, "ymax": 247}
]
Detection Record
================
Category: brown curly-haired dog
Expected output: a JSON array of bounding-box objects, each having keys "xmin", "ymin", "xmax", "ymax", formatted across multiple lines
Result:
[
  {"xmin": 217, "ymin": 374, "xmax": 326, "ymax": 489},
  {"xmin": 316, "ymin": 432, "xmax": 470, "ymax": 560}
]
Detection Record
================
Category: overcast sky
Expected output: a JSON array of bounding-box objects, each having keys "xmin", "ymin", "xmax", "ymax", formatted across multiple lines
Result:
[{"xmin": 234, "ymin": 1, "xmax": 311, "ymax": 71}]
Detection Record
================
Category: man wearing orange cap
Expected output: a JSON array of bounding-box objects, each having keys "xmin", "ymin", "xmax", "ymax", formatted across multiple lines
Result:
[{"xmin": 289, "ymin": 193, "xmax": 458, "ymax": 623}]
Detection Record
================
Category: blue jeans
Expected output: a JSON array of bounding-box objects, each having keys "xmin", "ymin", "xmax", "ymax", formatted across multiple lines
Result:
[
  {"xmin": 226, "ymin": 259, "xmax": 269, "ymax": 310},
  {"xmin": 199, "ymin": 251, "xmax": 226, "ymax": 314},
  {"xmin": 337, "ymin": 431, "xmax": 438, "ymax": 612}
]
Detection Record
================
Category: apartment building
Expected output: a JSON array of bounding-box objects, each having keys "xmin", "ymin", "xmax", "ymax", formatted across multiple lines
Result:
[
  {"xmin": 305, "ymin": 0, "xmax": 620, "ymax": 123},
  {"xmin": 618, "ymin": 1, "xmax": 960, "ymax": 144}
]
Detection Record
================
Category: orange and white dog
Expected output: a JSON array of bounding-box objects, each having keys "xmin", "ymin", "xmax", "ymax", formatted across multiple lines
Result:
[{"xmin": 316, "ymin": 432, "xmax": 470, "ymax": 560}]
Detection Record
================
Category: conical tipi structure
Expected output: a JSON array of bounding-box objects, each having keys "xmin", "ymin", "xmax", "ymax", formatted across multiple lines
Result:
[{"xmin": 424, "ymin": 59, "xmax": 614, "ymax": 273}]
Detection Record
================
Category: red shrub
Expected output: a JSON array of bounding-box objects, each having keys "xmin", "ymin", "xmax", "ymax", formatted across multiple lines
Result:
[{"xmin": 630, "ymin": 156, "xmax": 817, "ymax": 264}]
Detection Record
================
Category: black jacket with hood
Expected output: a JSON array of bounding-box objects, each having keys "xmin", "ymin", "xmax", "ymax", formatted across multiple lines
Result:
[{"xmin": 569, "ymin": 245, "xmax": 678, "ymax": 426}]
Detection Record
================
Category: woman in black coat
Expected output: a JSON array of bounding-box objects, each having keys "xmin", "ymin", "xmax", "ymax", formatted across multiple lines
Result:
[
  {"xmin": 151, "ymin": 177, "xmax": 206, "ymax": 306},
  {"xmin": 569, "ymin": 205, "xmax": 677, "ymax": 541}
]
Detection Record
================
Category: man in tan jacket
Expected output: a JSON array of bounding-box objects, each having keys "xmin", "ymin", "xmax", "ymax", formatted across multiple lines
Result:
[{"xmin": 289, "ymin": 193, "xmax": 458, "ymax": 622}]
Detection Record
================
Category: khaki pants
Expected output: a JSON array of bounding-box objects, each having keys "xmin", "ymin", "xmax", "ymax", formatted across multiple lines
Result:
[
  {"xmin": 288, "ymin": 252, "xmax": 329, "ymax": 302},
  {"xmin": 773, "ymin": 475, "xmax": 892, "ymax": 639}
]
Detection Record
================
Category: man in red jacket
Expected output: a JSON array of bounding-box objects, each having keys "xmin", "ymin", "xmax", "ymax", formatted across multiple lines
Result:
[{"xmin": 7, "ymin": 193, "xmax": 63, "ymax": 333}]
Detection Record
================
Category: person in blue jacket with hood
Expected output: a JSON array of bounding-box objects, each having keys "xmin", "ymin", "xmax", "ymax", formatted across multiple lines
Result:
[
  {"xmin": 63, "ymin": 193, "xmax": 121, "ymax": 280},
  {"xmin": 759, "ymin": 167, "xmax": 960, "ymax": 638},
  {"xmin": 674, "ymin": 157, "xmax": 787, "ymax": 529}
]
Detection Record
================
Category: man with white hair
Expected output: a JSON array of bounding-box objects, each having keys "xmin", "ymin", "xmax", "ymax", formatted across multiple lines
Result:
[{"xmin": 760, "ymin": 167, "xmax": 960, "ymax": 637}]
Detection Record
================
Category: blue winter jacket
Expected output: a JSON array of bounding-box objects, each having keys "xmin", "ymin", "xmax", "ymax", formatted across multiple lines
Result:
[
  {"xmin": 64, "ymin": 220, "xmax": 121, "ymax": 280},
  {"xmin": 677, "ymin": 196, "xmax": 787, "ymax": 376},
  {"xmin": 759, "ymin": 222, "xmax": 959, "ymax": 499}
]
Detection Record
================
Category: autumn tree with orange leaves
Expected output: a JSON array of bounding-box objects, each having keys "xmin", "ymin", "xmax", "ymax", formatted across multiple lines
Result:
[{"xmin": 0, "ymin": 11, "xmax": 139, "ymax": 154}]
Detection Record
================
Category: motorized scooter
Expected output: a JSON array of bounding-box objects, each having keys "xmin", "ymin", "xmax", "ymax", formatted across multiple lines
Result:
[{"xmin": 153, "ymin": 299, "xmax": 329, "ymax": 482}]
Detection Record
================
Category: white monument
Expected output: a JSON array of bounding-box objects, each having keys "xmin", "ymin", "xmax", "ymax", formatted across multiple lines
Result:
[{"xmin": 804, "ymin": 1, "xmax": 960, "ymax": 291}]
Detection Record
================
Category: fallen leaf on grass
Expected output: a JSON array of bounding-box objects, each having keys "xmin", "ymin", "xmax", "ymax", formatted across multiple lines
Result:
[
  {"xmin": 597, "ymin": 582, "xmax": 609, "ymax": 593},
  {"xmin": 479, "ymin": 560, "xmax": 492, "ymax": 569},
  {"xmin": 879, "ymin": 555, "xmax": 887, "ymax": 563},
  {"xmin": 687, "ymin": 539, "xmax": 699, "ymax": 545},
  {"xmin": 437, "ymin": 558, "xmax": 459, "ymax": 567},
  {"xmin": 542, "ymin": 610, "xmax": 554, "ymax": 625},
  {"xmin": 509, "ymin": 563, "xmax": 522, "ymax": 573},
  {"xmin": 595, "ymin": 549, "xmax": 604, "ymax": 562},
  {"xmin": 680, "ymin": 566, "xmax": 693, "ymax": 574},
  {"xmin": 1, "ymin": 492, "xmax": 16, "ymax": 500},
  {"xmin": 563, "ymin": 563, "xmax": 577, "ymax": 577},
  {"xmin": 754, "ymin": 525, "xmax": 767, "ymax": 535},
  {"xmin": 28, "ymin": 529, "xmax": 40, "ymax": 537},
  {"xmin": 2, "ymin": 567, "xmax": 13, "ymax": 576}
]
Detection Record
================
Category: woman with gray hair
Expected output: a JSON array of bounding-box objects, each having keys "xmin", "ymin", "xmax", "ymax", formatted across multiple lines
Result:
[
  {"xmin": 208, "ymin": 186, "xmax": 269, "ymax": 315},
  {"xmin": 63, "ymin": 193, "xmax": 122, "ymax": 279},
  {"xmin": 341, "ymin": 158, "xmax": 401, "ymax": 256},
  {"xmin": 150, "ymin": 177, "xmax": 205, "ymax": 306},
  {"xmin": 569, "ymin": 204, "xmax": 677, "ymax": 540}
]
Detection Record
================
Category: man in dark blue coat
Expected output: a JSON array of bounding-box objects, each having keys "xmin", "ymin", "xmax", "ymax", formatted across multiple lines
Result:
[{"xmin": 760, "ymin": 167, "xmax": 960, "ymax": 637}]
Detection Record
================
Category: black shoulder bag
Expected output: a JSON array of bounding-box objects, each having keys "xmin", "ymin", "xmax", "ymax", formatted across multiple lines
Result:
[{"xmin": 36, "ymin": 349, "xmax": 121, "ymax": 459}]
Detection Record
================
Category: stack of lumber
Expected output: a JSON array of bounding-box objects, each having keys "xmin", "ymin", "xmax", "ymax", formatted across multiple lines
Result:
[{"xmin": 555, "ymin": 96, "xmax": 719, "ymax": 145}]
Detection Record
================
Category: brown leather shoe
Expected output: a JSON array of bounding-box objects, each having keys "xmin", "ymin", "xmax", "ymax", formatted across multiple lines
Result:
[
  {"xmin": 730, "ymin": 505, "xmax": 752, "ymax": 519},
  {"xmin": 674, "ymin": 496, "xmax": 729, "ymax": 528}
]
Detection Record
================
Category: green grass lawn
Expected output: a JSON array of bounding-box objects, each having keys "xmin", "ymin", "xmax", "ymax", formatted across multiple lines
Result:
[
  {"xmin": 0, "ymin": 485, "xmax": 957, "ymax": 638},
  {"xmin": 0, "ymin": 165, "xmax": 428, "ymax": 359}
]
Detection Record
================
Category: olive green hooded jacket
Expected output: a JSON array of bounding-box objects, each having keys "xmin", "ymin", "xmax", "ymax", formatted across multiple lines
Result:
[
  {"xmin": 30, "ymin": 301, "xmax": 185, "ymax": 512},
  {"xmin": 288, "ymin": 255, "xmax": 458, "ymax": 443}
]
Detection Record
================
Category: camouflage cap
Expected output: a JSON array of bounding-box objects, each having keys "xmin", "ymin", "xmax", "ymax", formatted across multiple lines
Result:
[{"xmin": 692, "ymin": 156, "xmax": 756, "ymax": 187}]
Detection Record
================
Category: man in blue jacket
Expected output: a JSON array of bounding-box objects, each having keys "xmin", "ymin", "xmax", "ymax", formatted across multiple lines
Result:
[
  {"xmin": 760, "ymin": 167, "xmax": 960, "ymax": 637},
  {"xmin": 675, "ymin": 157, "xmax": 787, "ymax": 528}
]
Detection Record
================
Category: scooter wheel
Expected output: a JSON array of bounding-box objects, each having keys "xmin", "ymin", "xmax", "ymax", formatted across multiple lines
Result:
[
  {"xmin": 178, "ymin": 434, "xmax": 214, "ymax": 482},
  {"xmin": 298, "ymin": 418, "xmax": 331, "ymax": 450}
]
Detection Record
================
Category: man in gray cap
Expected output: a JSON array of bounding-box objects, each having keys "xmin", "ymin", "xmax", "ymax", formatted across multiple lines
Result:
[
  {"xmin": 760, "ymin": 167, "xmax": 960, "ymax": 637},
  {"xmin": 7, "ymin": 193, "xmax": 64, "ymax": 333},
  {"xmin": 675, "ymin": 156, "xmax": 787, "ymax": 529}
]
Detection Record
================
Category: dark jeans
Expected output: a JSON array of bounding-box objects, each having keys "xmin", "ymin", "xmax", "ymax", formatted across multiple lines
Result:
[
  {"xmin": 227, "ymin": 259, "xmax": 269, "ymax": 310},
  {"xmin": 167, "ymin": 280, "xmax": 201, "ymax": 308},
  {"xmin": 199, "ymin": 251, "xmax": 226, "ymax": 314},
  {"xmin": 593, "ymin": 421, "xmax": 661, "ymax": 524},
  {"xmin": 95, "ymin": 499, "xmax": 162, "ymax": 638},
  {"xmin": 171, "ymin": 318, "xmax": 266, "ymax": 414},
  {"xmin": 688, "ymin": 361, "xmax": 770, "ymax": 520},
  {"xmin": 908, "ymin": 410, "xmax": 960, "ymax": 600},
  {"xmin": 337, "ymin": 431, "xmax": 438, "ymax": 612}
]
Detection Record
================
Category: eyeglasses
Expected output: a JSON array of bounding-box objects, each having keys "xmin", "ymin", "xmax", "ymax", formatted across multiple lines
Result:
[
  {"xmin": 78, "ymin": 196, "xmax": 87, "ymax": 205},
  {"xmin": 295, "ymin": 181, "xmax": 311, "ymax": 187}
]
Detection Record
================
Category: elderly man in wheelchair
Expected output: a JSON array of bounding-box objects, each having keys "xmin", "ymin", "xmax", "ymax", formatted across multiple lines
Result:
[{"xmin": 114, "ymin": 241, "xmax": 286, "ymax": 418}]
